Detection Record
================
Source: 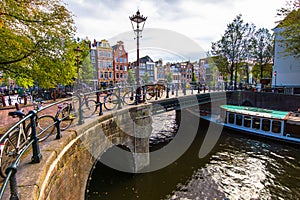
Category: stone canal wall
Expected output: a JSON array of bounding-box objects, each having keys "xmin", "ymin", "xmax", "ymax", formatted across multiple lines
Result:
[{"xmin": 11, "ymin": 105, "xmax": 152, "ymax": 200}]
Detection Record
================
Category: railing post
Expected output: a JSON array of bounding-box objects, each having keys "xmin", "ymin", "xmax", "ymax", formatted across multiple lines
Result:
[
  {"xmin": 176, "ymin": 83, "xmax": 178, "ymax": 97},
  {"xmin": 29, "ymin": 110, "xmax": 42, "ymax": 163},
  {"xmin": 171, "ymin": 84, "xmax": 174, "ymax": 95},
  {"xmin": 77, "ymin": 94, "xmax": 84, "ymax": 125},
  {"xmin": 197, "ymin": 85, "xmax": 200, "ymax": 94},
  {"xmin": 166, "ymin": 83, "xmax": 169, "ymax": 98},
  {"xmin": 6, "ymin": 163, "xmax": 19, "ymax": 200},
  {"xmin": 142, "ymin": 85, "xmax": 146, "ymax": 103},
  {"xmin": 117, "ymin": 86, "xmax": 122, "ymax": 109},
  {"xmin": 155, "ymin": 86, "xmax": 158, "ymax": 100},
  {"xmin": 55, "ymin": 118, "xmax": 62, "ymax": 139},
  {"xmin": 96, "ymin": 91, "xmax": 103, "ymax": 116}
]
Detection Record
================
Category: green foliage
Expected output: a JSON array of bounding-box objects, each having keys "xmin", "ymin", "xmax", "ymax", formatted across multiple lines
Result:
[
  {"xmin": 251, "ymin": 63, "xmax": 273, "ymax": 79},
  {"xmin": 126, "ymin": 69, "xmax": 136, "ymax": 85},
  {"xmin": 191, "ymin": 72, "xmax": 197, "ymax": 83},
  {"xmin": 142, "ymin": 72, "xmax": 150, "ymax": 84},
  {"xmin": 277, "ymin": 0, "xmax": 300, "ymax": 57},
  {"xmin": 251, "ymin": 28, "xmax": 274, "ymax": 79},
  {"xmin": 211, "ymin": 14, "xmax": 255, "ymax": 89},
  {"xmin": 0, "ymin": 0, "xmax": 76, "ymax": 88},
  {"xmin": 166, "ymin": 72, "xmax": 173, "ymax": 83}
]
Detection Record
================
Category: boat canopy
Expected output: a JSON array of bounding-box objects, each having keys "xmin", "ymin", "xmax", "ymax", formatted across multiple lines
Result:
[{"xmin": 221, "ymin": 105, "xmax": 290, "ymax": 120}]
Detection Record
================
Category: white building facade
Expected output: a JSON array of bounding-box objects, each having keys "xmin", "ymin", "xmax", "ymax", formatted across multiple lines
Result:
[{"xmin": 272, "ymin": 26, "xmax": 300, "ymax": 93}]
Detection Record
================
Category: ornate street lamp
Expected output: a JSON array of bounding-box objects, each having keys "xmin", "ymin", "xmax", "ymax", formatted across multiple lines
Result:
[
  {"xmin": 74, "ymin": 46, "xmax": 82, "ymax": 84},
  {"xmin": 129, "ymin": 10, "xmax": 147, "ymax": 103}
]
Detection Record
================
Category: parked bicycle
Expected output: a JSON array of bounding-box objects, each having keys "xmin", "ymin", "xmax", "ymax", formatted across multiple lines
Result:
[
  {"xmin": 0, "ymin": 102, "xmax": 56, "ymax": 178},
  {"xmin": 54, "ymin": 94, "xmax": 99, "ymax": 131},
  {"xmin": 17, "ymin": 92, "xmax": 32, "ymax": 104},
  {"xmin": 102, "ymin": 86, "xmax": 136, "ymax": 110}
]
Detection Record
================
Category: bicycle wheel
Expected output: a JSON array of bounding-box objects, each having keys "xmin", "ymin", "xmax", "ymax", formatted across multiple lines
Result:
[
  {"xmin": 82, "ymin": 100, "xmax": 98, "ymax": 118},
  {"xmin": 103, "ymin": 94, "xmax": 118, "ymax": 110},
  {"xmin": 36, "ymin": 115, "xmax": 56, "ymax": 142},
  {"xmin": 17, "ymin": 95, "xmax": 22, "ymax": 104},
  {"xmin": 0, "ymin": 134, "xmax": 18, "ymax": 178},
  {"xmin": 123, "ymin": 91, "xmax": 136, "ymax": 105},
  {"xmin": 58, "ymin": 106, "xmax": 74, "ymax": 131}
]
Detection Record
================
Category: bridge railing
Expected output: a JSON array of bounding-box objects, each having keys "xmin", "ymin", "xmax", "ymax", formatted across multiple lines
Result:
[{"xmin": 0, "ymin": 82, "xmax": 225, "ymax": 199}]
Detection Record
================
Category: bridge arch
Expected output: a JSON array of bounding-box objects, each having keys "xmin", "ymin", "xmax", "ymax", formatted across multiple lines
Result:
[{"xmin": 12, "ymin": 105, "xmax": 152, "ymax": 200}]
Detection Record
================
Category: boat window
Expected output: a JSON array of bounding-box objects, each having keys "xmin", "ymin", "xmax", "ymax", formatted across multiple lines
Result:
[
  {"xmin": 236, "ymin": 114, "xmax": 243, "ymax": 126},
  {"xmin": 252, "ymin": 118, "xmax": 260, "ymax": 129},
  {"xmin": 272, "ymin": 121, "xmax": 282, "ymax": 133},
  {"xmin": 228, "ymin": 113, "xmax": 235, "ymax": 124},
  {"xmin": 244, "ymin": 116, "xmax": 251, "ymax": 127},
  {"xmin": 262, "ymin": 119, "xmax": 270, "ymax": 131}
]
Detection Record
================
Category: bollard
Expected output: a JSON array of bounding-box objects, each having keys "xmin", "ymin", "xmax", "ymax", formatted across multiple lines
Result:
[
  {"xmin": 1, "ymin": 95, "xmax": 6, "ymax": 107},
  {"xmin": 15, "ymin": 103, "xmax": 20, "ymax": 110},
  {"xmin": 155, "ymin": 87, "xmax": 158, "ymax": 100},
  {"xmin": 197, "ymin": 85, "xmax": 200, "ymax": 94},
  {"xmin": 29, "ymin": 110, "xmax": 42, "ymax": 163},
  {"xmin": 53, "ymin": 90, "xmax": 57, "ymax": 101},
  {"xmin": 24, "ymin": 95, "xmax": 27, "ymax": 105},
  {"xmin": 176, "ymin": 84, "xmax": 178, "ymax": 97}
]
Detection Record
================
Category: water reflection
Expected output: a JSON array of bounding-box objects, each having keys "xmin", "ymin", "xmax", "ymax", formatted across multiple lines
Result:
[{"xmin": 87, "ymin": 112, "xmax": 300, "ymax": 200}]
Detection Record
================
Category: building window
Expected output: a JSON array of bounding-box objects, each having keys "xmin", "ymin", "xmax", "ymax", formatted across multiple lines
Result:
[
  {"xmin": 228, "ymin": 113, "xmax": 235, "ymax": 124},
  {"xmin": 252, "ymin": 118, "xmax": 260, "ymax": 129},
  {"xmin": 272, "ymin": 121, "xmax": 281, "ymax": 133},
  {"xmin": 244, "ymin": 116, "xmax": 251, "ymax": 127},
  {"xmin": 91, "ymin": 57, "xmax": 95, "ymax": 63},
  {"xmin": 124, "ymin": 58, "xmax": 127, "ymax": 63},
  {"xmin": 236, "ymin": 115, "xmax": 242, "ymax": 126},
  {"xmin": 120, "ymin": 58, "xmax": 122, "ymax": 62},
  {"xmin": 262, "ymin": 119, "xmax": 271, "ymax": 131},
  {"xmin": 116, "ymin": 58, "xmax": 118, "ymax": 62}
]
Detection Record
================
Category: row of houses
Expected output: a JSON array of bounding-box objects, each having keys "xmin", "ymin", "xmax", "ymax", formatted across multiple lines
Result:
[{"xmin": 89, "ymin": 39, "xmax": 223, "ymax": 87}]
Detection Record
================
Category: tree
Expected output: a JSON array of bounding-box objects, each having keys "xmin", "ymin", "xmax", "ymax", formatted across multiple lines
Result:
[
  {"xmin": 211, "ymin": 14, "xmax": 255, "ymax": 89},
  {"xmin": 251, "ymin": 28, "xmax": 274, "ymax": 79},
  {"xmin": 126, "ymin": 69, "xmax": 136, "ymax": 85},
  {"xmin": 141, "ymin": 72, "xmax": 150, "ymax": 84},
  {"xmin": 78, "ymin": 38, "xmax": 95, "ymax": 84},
  {"xmin": 166, "ymin": 72, "xmax": 173, "ymax": 83},
  {"xmin": 276, "ymin": 0, "xmax": 300, "ymax": 57},
  {"xmin": 0, "ymin": 0, "xmax": 76, "ymax": 88}
]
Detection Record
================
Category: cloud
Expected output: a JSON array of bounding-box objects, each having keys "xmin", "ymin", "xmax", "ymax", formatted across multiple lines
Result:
[{"xmin": 64, "ymin": 0, "xmax": 287, "ymax": 58}]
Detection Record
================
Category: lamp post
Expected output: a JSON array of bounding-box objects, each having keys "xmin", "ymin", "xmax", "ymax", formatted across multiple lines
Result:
[
  {"xmin": 74, "ymin": 46, "xmax": 82, "ymax": 84},
  {"xmin": 129, "ymin": 10, "xmax": 147, "ymax": 103}
]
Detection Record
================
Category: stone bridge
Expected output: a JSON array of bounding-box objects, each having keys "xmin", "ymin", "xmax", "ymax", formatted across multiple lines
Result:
[{"xmin": 5, "ymin": 91, "xmax": 299, "ymax": 199}]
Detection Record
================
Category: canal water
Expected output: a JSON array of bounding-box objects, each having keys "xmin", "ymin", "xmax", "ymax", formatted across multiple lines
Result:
[{"xmin": 86, "ymin": 111, "xmax": 300, "ymax": 200}]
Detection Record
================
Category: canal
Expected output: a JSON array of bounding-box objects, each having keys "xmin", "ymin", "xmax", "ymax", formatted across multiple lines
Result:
[{"xmin": 86, "ymin": 111, "xmax": 300, "ymax": 200}]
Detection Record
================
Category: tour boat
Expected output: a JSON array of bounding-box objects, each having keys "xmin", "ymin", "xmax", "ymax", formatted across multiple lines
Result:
[{"xmin": 200, "ymin": 105, "xmax": 300, "ymax": 145}]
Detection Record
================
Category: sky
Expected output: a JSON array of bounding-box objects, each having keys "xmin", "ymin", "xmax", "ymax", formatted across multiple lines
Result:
[{"xmin": 64, "ymin": 0, "xmax": 287, "ymax": 62}]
